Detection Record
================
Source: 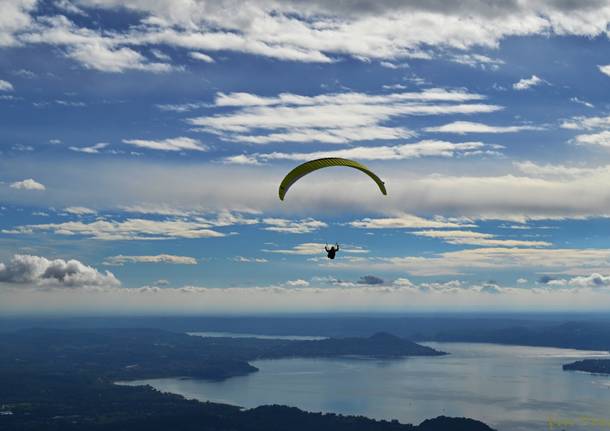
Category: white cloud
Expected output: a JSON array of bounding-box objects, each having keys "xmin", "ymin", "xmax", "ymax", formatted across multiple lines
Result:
[
  {"xmin": 513, "ymin": 75, "xmax": 546, "ymax": 90},
  {"xmin": 350, "ymin": 214, "xmax": 474, "ymax": 229},
  {"xmin": 514, "ymin": 161, "xmax": 599, "ymax": 178},
  {"xmin": 150, "ymin": 48, "xmax": 171, "ymax": 61},
  {"xmin": 23, "ymin": 1, "xmax": 610, "ymax": 67},
  {"xmin": 265, "ymin": 242, "xmax": 368, "ymax": 255},
  {"xmin": 0, "ymin": 0, "xmax": 36, "ymax": 47},
  {"xmin": 104, "ymin": 254, "xmax": 198, "ymax": 265},
  {"xmin": 55, "ymin": 0, "xmax": 87, "ymax": 16},
  {"xmin": 64, "ymin": 206, "xmax": 97, "ymax": 215},
  {"xmin": 189, "ymin": 51, "xmax": 215, "ymax": 62},
  {"xmin": 67, "ymin": 40, "xmax": 173, "ymax": 73},
  {"xmin": 285, "ymin": 279, "xmax": 309, "ymax": 287},
  {"xmin": 226, "ymin": 140, "xmax": 501, "ymax": 164},
  {"xmin": 450, "ymin": 53, "xmax": 504, "ymax": 69},
  {"xmin": 190, "ymin": 89, "xmax": 498, "ymax": 145},
  {"xmin": 223, "ymin": 154, "xmax": 262, "ymax": 165},
  {"xmin": 8, "ymin": 218, "xmax": 226, "ymax": 240},
  {"xmin": 10, "ymin": 178, "xmax": 45, "ymax": 191},
  {"xmin": 574, "ymin": 130, "xmax": 610, "ymax": 148},
  {"xmin": 410, "ymin": 229, "xmax": 551, "ymax": 247},
  {"xmin": 561, "ymin": 115, "xmax": 610, "ymax": 130},
  {"xmin": 262, "ymin": 218, "xmax": 327, "ymax": 234},
  {"xmin": 156, "ymin": 102, "xmax": 209, "ymax": 112},
  {"xmin": 598, "ymin": 65, "xmax": 610, "ymax": 77},
  {"xmin": 0, "ymin": 79, "xmax": 14, "ymax": 91},
  {"xmin": 332, "ymin": 247, "xmax": 610, "ymax": 276},
  {"xmin": 69, "ymin": 142, "xmax": 108, "ymax": 154},
  {"xmin": 122, "ymin": 137, "xmax": 208, "ymax": 152},
  {"xmin": 232, "ymin": 256, "xmax": 268, "ymax": 263},
  {"xmin": 570, "ymin": 97, "xmax": 594, "ymax": 108},
  {"xmin": 18, "ymin": 15, "xmax": 175, "ymax": 73},
  {"xmin": 568, "ymin": 273, "xmax": 610, "ymax": 288},
  {"xmin": 0, "ymin": 254, "xmax": 120, "ymax": 287},
  {"xmin": 424, "ymin": 121, "xmax": 540, "ymax": 134}
]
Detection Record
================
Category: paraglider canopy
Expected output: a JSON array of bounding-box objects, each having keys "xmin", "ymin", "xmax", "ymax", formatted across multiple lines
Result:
[{"xmin": 278, "ymin": 157, "xmax": 387, "ymax": 200}]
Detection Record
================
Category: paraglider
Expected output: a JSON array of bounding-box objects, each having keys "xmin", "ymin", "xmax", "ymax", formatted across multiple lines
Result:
[
  {"xmin": 278, "ymin": 157, "xmax": 387, "ymax": 201},
  {"xmin": 325, "ymin": 243, "xmax": 340, "ymax": 260},
  {"xmin": 278, "ymin": 158, "xmax": 387, "ymax": 261}
]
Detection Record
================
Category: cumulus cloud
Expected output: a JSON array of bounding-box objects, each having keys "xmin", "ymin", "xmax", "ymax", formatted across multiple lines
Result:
[
  {"xmin": 104, "ymin": 254, "xmax": 198, "ymax": 265},
  {"xmin": 0, "ymin": 254, "xmax": 120, "ymax": 287},
  {"xmin": 10, "ymin": 178, "xmax": 45, "ymax": 191},
  {"xmin": 122, "ymin": 137, "xmax": 208, "ymax": 152},
  {"xmin": 424, "ymin": 121, "xmax": 540, "ymax": 134},
  {"xmin": 512, "ymin": 75, "xmax": 546, "ymax": 90},
  {"xmin": 568, "ymin": 273, "xmax": 610, "ymax": 288}
]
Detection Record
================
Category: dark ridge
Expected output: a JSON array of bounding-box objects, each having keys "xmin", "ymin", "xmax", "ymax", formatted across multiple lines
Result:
[{"xmin": 563, "ymin": 359, "xmax": 610, "ymax": 374}]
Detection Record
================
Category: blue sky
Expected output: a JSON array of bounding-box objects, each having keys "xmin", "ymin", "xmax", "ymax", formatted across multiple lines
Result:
[{"xmin": 4, "ymin": 0, "xmax": 610, "ymax": 313}]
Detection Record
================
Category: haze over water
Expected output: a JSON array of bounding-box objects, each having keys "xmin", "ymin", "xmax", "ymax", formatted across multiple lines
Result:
[{"xmin": 120, "ymin": 341, "xmax": 610, "ymax": 431}]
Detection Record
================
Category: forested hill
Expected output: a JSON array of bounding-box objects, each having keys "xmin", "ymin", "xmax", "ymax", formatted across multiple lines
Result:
[{"xmin": 0, "ymin": 328, "xmax": 444, "ymax": 381}]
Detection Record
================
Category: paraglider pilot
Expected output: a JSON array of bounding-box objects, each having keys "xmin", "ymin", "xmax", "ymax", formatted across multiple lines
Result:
[{"xmin": 325, "ymin": 243, "xmax": 340, "ymax": 259}]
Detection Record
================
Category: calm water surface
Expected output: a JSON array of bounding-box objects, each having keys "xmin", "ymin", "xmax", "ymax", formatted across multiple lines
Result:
[{"xmin": 119, "ymin": 342, "xmax": 610, "ymax": 431}]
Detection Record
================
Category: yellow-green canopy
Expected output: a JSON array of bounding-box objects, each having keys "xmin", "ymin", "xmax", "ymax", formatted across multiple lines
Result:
[{"xmin": 278, "ymin": 157, "xmax": 387, "ymax": 201}]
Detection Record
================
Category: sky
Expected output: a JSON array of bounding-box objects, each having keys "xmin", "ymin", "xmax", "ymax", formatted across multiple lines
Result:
[{"xmin": 4, "ymin": 0, "xmax": 610, "ymax": 314}]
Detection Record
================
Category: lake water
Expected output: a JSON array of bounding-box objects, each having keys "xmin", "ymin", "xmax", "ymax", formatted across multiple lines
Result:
[{"xmin": 119, "ymin": 341, "xmax": 610, "ymax": 431}]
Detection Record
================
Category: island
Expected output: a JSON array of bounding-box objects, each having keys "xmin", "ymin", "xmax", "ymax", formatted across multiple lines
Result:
[{"xmin": 563, "ymin": 359, "xmax": 610, "ymax": 374}]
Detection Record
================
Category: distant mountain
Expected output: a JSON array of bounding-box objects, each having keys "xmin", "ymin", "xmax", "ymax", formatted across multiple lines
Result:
[
  {"xmin": 6, "ymin": 315, "xmax": 610, "ymax": 351},
  {"xmin": 563, "ymin": 359, "xmax": 610, "ymax": 374}
]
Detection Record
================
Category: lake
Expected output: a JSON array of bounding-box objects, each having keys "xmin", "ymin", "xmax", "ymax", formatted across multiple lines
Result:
[{"xmin": 118, "ymin": 341, "xmax": 610, "ymax": 431}]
